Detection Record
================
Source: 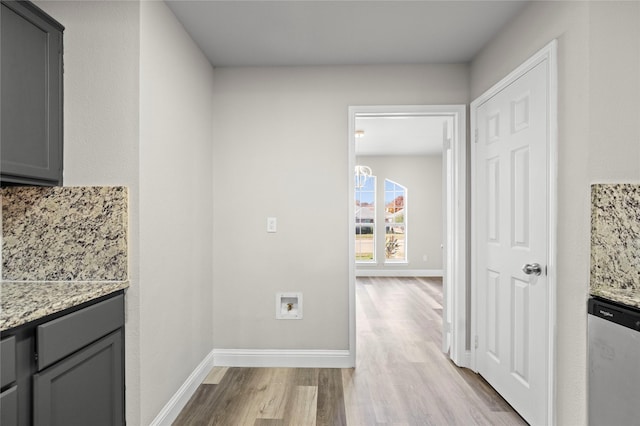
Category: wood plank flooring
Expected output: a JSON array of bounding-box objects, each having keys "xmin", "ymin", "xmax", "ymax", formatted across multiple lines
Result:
[{"xmin": 173, "ymin": 277, "xmax": 527, "ymax": 425}]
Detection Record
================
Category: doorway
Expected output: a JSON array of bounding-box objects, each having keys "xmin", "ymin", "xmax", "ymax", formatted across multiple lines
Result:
[{"xmin": 348, "ymin": 105, "xmax": 467, "ymax": 368}]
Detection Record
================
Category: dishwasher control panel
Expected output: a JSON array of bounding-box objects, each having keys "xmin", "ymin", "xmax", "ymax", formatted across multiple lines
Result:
[{"xmin": 588, "ymin": 297, "xmax": 640, "ymax": 330}]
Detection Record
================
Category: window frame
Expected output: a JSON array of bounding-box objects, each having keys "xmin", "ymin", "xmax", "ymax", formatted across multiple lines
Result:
[
  {"xmin": 355, "ymin": 175, "xmax": 377, "ymax": 264},
  {"xmin": 383, "ymin": 178, "xmax": 408, "ymax": 264}
]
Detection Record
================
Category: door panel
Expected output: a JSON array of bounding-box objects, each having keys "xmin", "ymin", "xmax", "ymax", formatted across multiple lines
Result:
[{"xmin": 474, "ymin": 59, "xmax": 549, "ymax": 425}]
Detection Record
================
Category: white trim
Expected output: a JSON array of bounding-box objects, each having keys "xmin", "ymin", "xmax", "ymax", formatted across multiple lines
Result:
[
  {"xmin": 470, "ymin": 40, "xmax": 558, "ymax": 426},
  {"xmin": 149, "ymin": 349, "xmax": 215, "ymax": 426},
  {"xmin": 384, "ymin": 177, "xmax": 408, "ymax": 263},
  {"xmin": 348, "ymin": 107, "xmax": 357, "ymax": 368},
  {"xmin": 356, "ymin": 269, "xmax": 442, "ymax": 277},
  {"xmin": 212, "ymin": 349, "xmax": 352, "ymax": 368},
  {"xmin": 547, "ymin": 40, "xmax": 559, "ymax": 426},
  {"xmin": 348, "ymin": 104, "xmax": 467, "ymax": 371}
]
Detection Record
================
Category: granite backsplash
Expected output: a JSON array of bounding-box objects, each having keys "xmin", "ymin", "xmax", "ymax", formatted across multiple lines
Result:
[
  {"xmin": 591, "ymin": 183, "xmax": 640, "ymax": 308},
  {"xmin": 1, "ymin": 186, "xmax": 128, "ymax": 281}
]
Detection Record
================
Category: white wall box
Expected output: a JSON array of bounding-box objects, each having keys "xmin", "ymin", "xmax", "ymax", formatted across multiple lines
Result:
[{"xmin": 276, "ymin": 293, "xmax": 303, "ymax": 319}]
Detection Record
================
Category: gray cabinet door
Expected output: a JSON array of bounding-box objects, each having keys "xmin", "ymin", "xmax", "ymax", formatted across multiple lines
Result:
[
  {"xmin": 33, "ymin": 330, "xmax": 124, "ymax": 426},
  {"xmin": 0, "ymin": 386, "xmax": 18, "ymax": 426},
  {"xmin": 1, "ymin": 336, "xmax": 16, "ymax": 388},
  {"xmin": 1, "ymin": 0, "xmax": 63, "ymax": 185}
]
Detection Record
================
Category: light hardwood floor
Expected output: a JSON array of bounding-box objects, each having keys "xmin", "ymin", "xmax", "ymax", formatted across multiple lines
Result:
[{"xmin": 173, "ymin": 277, "xmax": 527, "ymax": 425}]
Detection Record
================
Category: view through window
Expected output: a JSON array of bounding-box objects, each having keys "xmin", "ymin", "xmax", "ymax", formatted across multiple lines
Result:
[
  {"xmin": 384, "ymin": 179, "xmax": 406, "ymax": 261},
  {"xmin": 355, "ymin": 176, "xmax": 376, "ymax": 262}
]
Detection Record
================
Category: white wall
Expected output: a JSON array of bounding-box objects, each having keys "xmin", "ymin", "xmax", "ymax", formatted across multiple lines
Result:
[
  {"xmin": 356, "ymin": 155, "xmax": 443, "ymax": 272},
  {"xmin": 212, "ymin": 64, "xmax": 467, "ymax": 350},
  {"xmin": 139, "ymin": 2, "xmax": 214, "ymax": 424},
  {"xmin": 588, "ymin": 1, "xmax": 640, "ymax": 181},
  {"xmin": 34, "ymin": 1, "xmax": 215, "ymax": 424},
  {"xmin": 471, "ymin": 1, "xmax": 640, "ymax": 424}
]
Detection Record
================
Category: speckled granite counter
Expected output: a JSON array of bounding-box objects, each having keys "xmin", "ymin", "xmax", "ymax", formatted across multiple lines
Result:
[
  {"xmin": 2, "ymin": 186, "xmax": 128, "ymax": 281},
  {"xmin": 0, "ymin": 281, "xmax": 129, "ymax": 332},
  {"xmin": 591, "ymin": 184, "xmax": 640, "ymax": 308}
]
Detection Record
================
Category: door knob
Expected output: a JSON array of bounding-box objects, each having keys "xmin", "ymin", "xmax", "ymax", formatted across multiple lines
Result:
[{"xmin": 522, "ymin": 263, "xmax": 542, "ymax": 276}]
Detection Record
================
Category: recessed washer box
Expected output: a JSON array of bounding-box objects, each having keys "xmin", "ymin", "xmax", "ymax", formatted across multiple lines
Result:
[{"xmin": 276, "ymin": 292, "xmax": 302, "ymax": 319}]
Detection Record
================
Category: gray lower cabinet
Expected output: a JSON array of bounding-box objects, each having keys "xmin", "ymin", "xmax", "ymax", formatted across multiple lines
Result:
[
  {"xmin": 33, "ymin": 330, "xmax": 124, "ymax": 426},
  {"xmin": 1, "ymin": 386, "xmax": 19, "ymax": 425},
  {"xmin": 1, "ymin": 336, "xmax": 18, "ymax": 425},
  {"xmin": 1, "ymin": 0, "xmax": 64, "ymax": 186},
  {"xmin": 0, "ymin": 292, "xmax": 125, "ymax": 426}
]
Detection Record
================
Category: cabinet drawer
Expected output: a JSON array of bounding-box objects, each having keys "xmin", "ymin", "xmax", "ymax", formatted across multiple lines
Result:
[
  {"xmin": 1, "ymin": 336, "xmax": 16, "ymax": 388},
  {"xmin": 37, "ymin": 295, "xmax": 124, "ymax": 370},
  {"xmin": 1, "ymin": 386, "xmax": 18, "ymax": 425}
]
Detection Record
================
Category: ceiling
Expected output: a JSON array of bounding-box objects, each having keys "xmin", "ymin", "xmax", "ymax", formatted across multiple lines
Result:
[
  {"xmin": 355, "ymin": 115, "xmax": 449, "ymax": 156},
  {"xmin": 165, "ymin": 1, "xmax": 528, "ymax": 156},
  {"xmin": 165, "ymin": 0, "xmax": 529, "ymax": 67}
]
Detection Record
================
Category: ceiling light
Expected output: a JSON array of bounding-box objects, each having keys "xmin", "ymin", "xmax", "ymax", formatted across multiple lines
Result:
[{"xmin": 355, "ymin": 165, "xmax": 372, "ymax": 189}]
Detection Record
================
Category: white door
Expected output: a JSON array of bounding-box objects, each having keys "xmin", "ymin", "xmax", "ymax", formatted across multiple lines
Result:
[{"xmin": 473, "ymin": 54, "xmax": 552, "ymax": 425}]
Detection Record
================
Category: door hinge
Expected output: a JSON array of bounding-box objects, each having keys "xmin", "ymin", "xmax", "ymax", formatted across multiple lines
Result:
[
  {"xmin": 474, "ymin": 128, "xmax": 479, "ymax": 143},
  {"xmin": 474, "ymin": 335, "xmax": 479, "ymax": 349}
]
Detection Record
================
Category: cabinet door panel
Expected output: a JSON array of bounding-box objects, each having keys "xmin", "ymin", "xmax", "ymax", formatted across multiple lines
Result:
[
  {"xmin": 1, "ymin": 1, "xmax": 63, "ymax": 184},
  {"xmin": 1, "ymin": 386, "xmax": 18, "ymax": 425},
  {"xmin": 33, "ymin": 330, "xmax": 124, "ymax": 426},
  {"xmin": 1, "ymin": 336, "xmax": 17, "ymax": 388}
]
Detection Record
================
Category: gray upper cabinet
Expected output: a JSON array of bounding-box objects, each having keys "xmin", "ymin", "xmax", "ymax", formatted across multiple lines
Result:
[{"xmin": 1, "ymin": 0, "xmax": 64, "ymax": 186}]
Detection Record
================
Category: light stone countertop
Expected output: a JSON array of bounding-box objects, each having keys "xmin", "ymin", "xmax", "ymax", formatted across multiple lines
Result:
[
  {"xmin": 1, "ymin": 281, "xmax": 129, "ymax": 332},
  {"xmin": 591, "ymin": 184, "xmax": 640, "ymax": 308}
]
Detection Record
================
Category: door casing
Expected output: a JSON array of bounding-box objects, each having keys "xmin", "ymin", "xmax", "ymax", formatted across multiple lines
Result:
[{"xmin": 348, "ymin": 104, "xmax": 468, "ymax": 367}]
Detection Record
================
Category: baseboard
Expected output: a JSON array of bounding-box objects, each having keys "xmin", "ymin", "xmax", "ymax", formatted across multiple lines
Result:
[
  {"xmin": 213, "ymin": 349, "xmax": 353, "ymax": 368},
  {"xmin": 149, "ymin": 349, "xmax": 215, "ymax": 426},
  {"xmin": 356, "ymin": 269, "xmax": 443, "ymax": 277}
]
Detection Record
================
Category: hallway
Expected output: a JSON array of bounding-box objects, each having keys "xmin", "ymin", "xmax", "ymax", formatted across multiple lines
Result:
[{"xmin": 173, "ymin": 277, "xmax": 526, "ymax": 425}]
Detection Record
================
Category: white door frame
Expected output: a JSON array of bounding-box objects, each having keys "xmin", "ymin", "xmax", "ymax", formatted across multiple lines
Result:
[
  {"xmin": 348, "ymin": 104, "xmax": 468, "ymax": 368},
  {"xmin": 470, "ymin": 40, "xmax": 558, "ymax": 425}
]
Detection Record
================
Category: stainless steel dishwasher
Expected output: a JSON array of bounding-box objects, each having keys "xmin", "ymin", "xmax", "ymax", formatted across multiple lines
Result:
[{"xmin": 588, "ymin": 298, "xmax": 640, "ymax": 425}]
